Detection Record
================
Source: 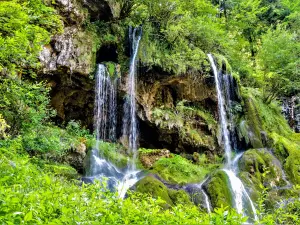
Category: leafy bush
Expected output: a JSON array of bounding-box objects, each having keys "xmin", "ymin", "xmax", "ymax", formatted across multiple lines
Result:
[
  {"xmin": 0, "ymin": 78, "xmax": 54, "ymax": 136},
  {"xmin": 0, "ymin": 145, "xmax": 248, "ymax": 225}
]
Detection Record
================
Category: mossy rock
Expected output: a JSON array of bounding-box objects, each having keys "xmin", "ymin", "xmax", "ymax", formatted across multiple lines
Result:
[
  {"xmin": 271, "ymin": 133, "xmax": 300, "ymax": 184},
  {"xmin": 239, "ymin": 149, "xmax": 283, "ymax": 188},
  {"xmin": 168, "ymin": 189, "xmax": 193, "ymax": 206},
  {"xmin": 242, "ymin": 97, "xmax": 263, "ymax": 148},
  {"xmin": 135, "ymin": 176, "xmax": 173, "ymax": 206},
  {"xmin": 204, "ymin": 170, "xmax": 232, "ymax": 208},
  {"xmin": 151, "ymin": 154, "xmax": 210, "ymax": 185}
]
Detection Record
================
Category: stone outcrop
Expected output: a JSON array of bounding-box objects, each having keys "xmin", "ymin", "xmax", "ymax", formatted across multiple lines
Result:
[
  {"xmin": 39, "ymin": 27, "xmax": 97, "ymax": 76},
  {"xmin": 139, "ymin": 149, "xmax": 171, "ymax": 168},
  {"xmin": 127, "ymin": 69, "xmax": 221, "ymax": 155},
  {"xmin": 282, "ymin": 95, "xmax": 300, "ymax": 133}
]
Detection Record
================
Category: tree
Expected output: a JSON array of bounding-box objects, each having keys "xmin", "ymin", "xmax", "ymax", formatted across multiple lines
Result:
[{"xmin": 256, "ymin": 26, "xmax": 300, "ymax": 102}]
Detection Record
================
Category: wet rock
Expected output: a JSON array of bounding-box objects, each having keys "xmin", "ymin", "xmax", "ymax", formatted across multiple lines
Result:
[
  {"xmin": 282, "ymin": 95, "xmax": 300, "ymax": 133},
  {"xmin": 203, "ymin": 170, "xmax": 232, "ymax": 208},
  {"xmin": 239, "ymin": 149, "xmax": 286, "ymax": 189},
  {"xmin": 63, "ymin": 142, "xmax": 88, "ymax": 173},
  {"xmin": 130, "ymin": 69, "xmax": 221, "ymax": 155}
]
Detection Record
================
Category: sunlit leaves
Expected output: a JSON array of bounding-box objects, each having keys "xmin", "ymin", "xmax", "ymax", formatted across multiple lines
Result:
[{"xmin": 0, "ymin": 0, "xmax": 62, "ymax": 77}]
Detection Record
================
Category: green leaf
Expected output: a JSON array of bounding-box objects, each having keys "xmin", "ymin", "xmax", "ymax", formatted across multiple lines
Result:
[{"xmin": 24, "ymin": 211, "xmax": 33, "ymax": 221}]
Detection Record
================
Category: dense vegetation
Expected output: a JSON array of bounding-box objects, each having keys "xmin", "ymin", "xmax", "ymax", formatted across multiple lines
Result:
[{"xmin": 0, "ymin": 0, "xmax": 299, "ymax": 224}]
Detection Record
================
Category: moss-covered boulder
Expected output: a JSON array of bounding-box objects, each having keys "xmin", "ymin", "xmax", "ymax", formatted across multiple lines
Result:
[
  {"xmin": 168, "ymin": 189, "xmax": 193, "ymax": 206},
  {"xmin": 271, "ymin": 133, "xmax": 300, "ymax": 184},
  {"xmin": 239, "ymin": 149, "xmax": 285, "ymax": 188},
  {"xmin": 204, "ymin": 170, "xmax": 232, "ymax": 208},
  {"xmin": 135, "ymin": 176, "xmax": 173, "ymax": 206},
  {"xmin": 134, "ymin": 176, "xmax": 192, "ymax": 206},
  {"xmin": 151, "ymin": 154, "xmax": 210, "ymax": 185}
]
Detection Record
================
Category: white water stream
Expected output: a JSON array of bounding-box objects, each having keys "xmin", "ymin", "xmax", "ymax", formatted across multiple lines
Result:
[
  {"xmin": 208, "ymin": 54, "xmax": 257, "ymax": 220},
  {"xmin": 88, "ymin": 28, "xmax": 143, "ymax": 198}
]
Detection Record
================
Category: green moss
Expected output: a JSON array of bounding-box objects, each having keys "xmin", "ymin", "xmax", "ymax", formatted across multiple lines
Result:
[
  {"xmin": 240, "ymin": 93, "xmax": 263, "ymax": 148},
  {"xmin": 168, "ymin": 189, "xmax": 193, "ymax": 206},
  {"xmin": 86, "ymin": 141, "xmax": 128, "ymax": 169},
  {"xmin": 135, "ymin": 176, "xmax": 193, "ymax": 207},
  {"xmin": 135, "ymin": 176, "xmax": 173, "ymax": 206},
  {"xmin": 238, "ymin": 149, "xmax": 285, "ymax": 196},
  {"xmin": 151, "ymin": 154, "xmax": 210, "ymax": 185},
  {"xmin": 271, "ymin": 133, "xmax": 300, "ymax": 184},
  {"xmin": 241, "ymin": 88, "xmax": 292, "ymax": 137},
  {"xmin": 43, "ymin": 164, "xmax": 78, "ymax": 179},
  {"xmin": 206, "ymin": 170, "xmax": 232, "ymax": 208}
]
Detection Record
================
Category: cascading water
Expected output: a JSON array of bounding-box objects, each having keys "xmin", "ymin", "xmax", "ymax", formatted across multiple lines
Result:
[
  {"xmin": 197, "ymin": 178, "xmax": 212, "ymax": 213},
  {"xmin": 86, "ymin": 27, "xmax": 143, "ymax": 198},
  {"xmin": 208, "ymin": 54, "xmax": 232, "ymax": 166},
  {"xmin": 208, "ymin": 54, "xmax": 257, "ymax": 220},
  {"xmin": 122, "ymin": 27, "xmax": 142, "ymax": 167},
  {"xmin": 118, "ymin": 27, "xmax": 143, "ymax": 198},
  {"xmin": 88, "ymin": 64, "xmax": 123, "ymax": 190}
]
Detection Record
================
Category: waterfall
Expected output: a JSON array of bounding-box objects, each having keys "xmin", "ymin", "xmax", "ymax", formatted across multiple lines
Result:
[
  {"xmin": 208, "ymin": 54, "xmax": 257, "ymax": 220},
  {"xmin": 88, "ymin": 64, "xmax": 122, "ymax": 190},
  {"xmin": 94, "ymin": 64, "xmax": 117, "ymax": 143},
  {"xmin": 122, "ymin": 27, "xmax": 142, "ymax": 170},
  {"xmin": 208, "ymin": 54, "xmax": 232, "ymax": 166},
  {"xmin": 197, "ymin": 178, "xmax": 212, "ymax": 213},
  {"xmin": 118, "ymin": 27, "xmax": 143, "ymax": 198}
]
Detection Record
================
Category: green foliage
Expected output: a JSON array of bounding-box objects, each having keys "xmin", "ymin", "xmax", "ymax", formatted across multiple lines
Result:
[
  {"xmin": 131, "ymin": 0, "xmax": 225, "ymax": 74},
  {"xmin": 256, "ymin": 26, "xmax": 300, "ymax": 100},
  {"xmin": 22, "ymin": 125, "xmax": 81, "ymax": 155},
  {"xmin": 0, "ymin": 0, "xmax": 62, "ymax": 77},
  {"xmin": 0, "ymin": 78, "xmax": 54, "ymax": 136},
  {"xmin": 152, "ymin": 154, "xmax": 210, "ymax": 185},
  {"xmin": 0, "ymin": 143, "xmax": 249, "ymax": 225},
  {"xmin": 256, "ymin": 185, "xmax": 300, "ymax": 225}
]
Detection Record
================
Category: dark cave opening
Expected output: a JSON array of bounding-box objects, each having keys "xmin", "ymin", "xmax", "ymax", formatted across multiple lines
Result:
[{"xmin": 96, "ymin": 44, "xmax": 118, "ymax": 63}]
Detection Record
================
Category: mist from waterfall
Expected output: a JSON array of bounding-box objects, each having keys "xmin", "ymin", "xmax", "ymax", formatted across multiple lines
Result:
[{"xmin": 208, "ymin": 54, "xmax": 257, "ymax": 220}]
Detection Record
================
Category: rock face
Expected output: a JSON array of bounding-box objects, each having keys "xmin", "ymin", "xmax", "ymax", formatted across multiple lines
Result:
[
  {"xmin": 38, "ymin": 0, "xmax": 106, "ymax": 127},
  {"xmin": 63, "ymin": 142, "xmax": 87, "ymax": 173},
  {"xmin": 39, "ymin": 27, "xmax": 96, "ymax": 76},
  {"xmin": 132, "ymin": 69, "xmax": 221, "ymax": 156},
  {"xmin": 282, "ymin": 95, "xmax": 300, "ymax": 133}
]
